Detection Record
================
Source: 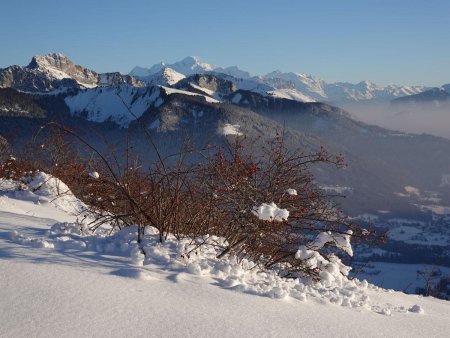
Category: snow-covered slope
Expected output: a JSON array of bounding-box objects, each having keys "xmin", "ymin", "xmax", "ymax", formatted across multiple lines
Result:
[
  {"xmin": 1, "ymin": 174, "xmax": 449, "ymax": 337},
  {"xmin": 0, "ymin": 53, "xmax": 430, "ymax": 103},
  {"xmin": 267, "ymin": 88, "xmax": 317, "ymax": 102},
  {"xmin": 261, "ymin": 72, "xmax": 427, "ymax": 103},
  {"xmin": 130, "ymin": 56, "xmax": 215, "ymax": 77},
  {"xmin": 27, "ymin": 53, "xmax": 98, "ymax": 88},
  {"xmin": 160, "ymin": 86, "xmax": 220, "ymax": 103},
  {"xmin": 131, "ymin": 57, "xmax": 250, "ymax": 80},
  {"xmin": 392, "ymin": 86, "xmax": 450, "ymax": 105},
  {"xmin": 129, "ymin": 56, "xmax": 428, "ymax": 103},
  {"xmin": 64, "ymin": 84, "xmax": 219, "ymax": 127},
  {"xmin": 64, "ymin": 86, "xmax": 161, "ymax": 127},
  {"xmin": 139, "ymin": 67, "xmax": 186, "ymax": 86}
]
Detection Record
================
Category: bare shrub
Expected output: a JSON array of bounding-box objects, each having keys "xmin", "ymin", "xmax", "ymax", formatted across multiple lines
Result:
[
  {"xmin": 193, "ymin": 135, "xmax": 383, "ymax": 278},
  {"xmin": 1, "ymin": 121, "xmax": 384, "ymax": 279}
]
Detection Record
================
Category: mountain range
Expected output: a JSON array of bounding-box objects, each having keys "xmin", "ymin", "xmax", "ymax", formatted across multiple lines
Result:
[
  {"xmin": 392, "ymin": 85, "xmax": 450, "ymax": 106},
  {"xmin": 0, "ymin": 53, "xmax": 449, "ymax": 221},
  {"xmin": 129, "ymin": 56, "xmax": 428, "ymax": 104},
  {"xmin": 0, "ymin": 53, "xmax": 144, "ymax": 93},
  {"xmin": 1, "ymin": 53, "xmax": 438, "ymax": 104}
]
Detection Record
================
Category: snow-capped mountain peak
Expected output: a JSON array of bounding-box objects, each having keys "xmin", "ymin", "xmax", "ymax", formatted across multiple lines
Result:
[
  {"xmin": 139, "ymin": 67, "xmax": 186, "ymax": 86},
  {"xmin": 129, "ymin": 57, "xmax": 213, "ymax": 77},
  {"xmin": 213, "ymin": 65, "xmax": 251, "ymax": 79},
  {"xmin": 0, "ymin": 53, "xmax": 434, "ymax": 103},
  {"xmin": 260, "ymin": 70, "xmax": 428, "ymax": 103},
  {"xmin": 263, "ymin": 71, "xmax": 327, "ymax": 100},
  {"xmin": 179, "ymin": 56, "xmax": 202, "ymax": 65},
  {"xmin": 170, "ymin": 56, "xmax": 215, "ymax": 75},
  {"xmin": 27, "ymin": 53, "xmax": 71, "ymax": 70},
  {"xmin": 160, "ymin": 67, "xmax": 186, "ymax": 85},
  {"xmin": 26, "ymin": 52, "xmax": 98, "ymax": 87},
  {"xmin": 0, "ymin": 53, "xmax": 145, "ymax": 92}
]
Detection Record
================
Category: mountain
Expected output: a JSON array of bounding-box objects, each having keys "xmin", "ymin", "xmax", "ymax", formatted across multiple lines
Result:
[
  {"xmin": 260, "ymin": 72, "xmax": 427, "ymax": 103},
  {"xmin": 2, "ymin": 80, "xmax": 450, "ymax": 217},
  {"xmin": 8, "ymin": 54, "xmax": 427, "ymax": 104},
  {"xmin": 1, "ymin": 53, "xmax": 450, "ymax": 304},
  {"xmin": 1, "ymin": 53, "xmax": 449, "ymax": 219},
  {"xmin": 174, "ymin": 73, "xmax": 237, "ymax": 99},
  {"xmin": 214, "ymin": 65, "xmax": 251, "ymax": 79},
  {"xmin": 2, "ymin": 65, "xmax": 450, "ymax": 285},
  {"xmin": 129, "ymin": 56, "xmax": 428, "ymax": 104},
  {"xmin": 138, "ymin": 67, "xmax": 186, "ymax": 86},
  {"xmin": 392, "ymin": 86, "xmax": 450, "ymax": 105},
  {"xmin": 130, "ymin": 56, "xmax": 253, "ymax": 81},
  {"xmin": 0, "ymin": 53, "xmax": 144, "ymax": 93},
  {"xmin": 130, "ymin": 56, "xmax": 215, "ymax": 78}
]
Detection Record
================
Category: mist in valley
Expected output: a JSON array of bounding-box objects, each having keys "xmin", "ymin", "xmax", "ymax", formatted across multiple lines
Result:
[{"xmin": 342, "ymin": 101, "xmax": 450, "ymax": 140}]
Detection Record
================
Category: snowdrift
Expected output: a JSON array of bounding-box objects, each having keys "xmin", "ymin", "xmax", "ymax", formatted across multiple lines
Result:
[{"xmin": 1, "ymin": 172, "xmax": 449, "ymax": 337}]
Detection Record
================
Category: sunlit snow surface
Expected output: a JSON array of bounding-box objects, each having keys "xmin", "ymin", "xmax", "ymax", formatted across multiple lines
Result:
[
  {"xmin": 221, "ymin": 123, "xmax": 243, "ymax": 136},
  {"xmin": 1, "ymin": 174, "xmax": 449, "ymax": 337},
  {"xmin": 65, "ymin": 86, "xmax": 161, "ymax": 127}
]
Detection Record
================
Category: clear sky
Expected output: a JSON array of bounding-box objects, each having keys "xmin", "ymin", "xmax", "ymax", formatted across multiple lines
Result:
[{"xmin": 1, "ymin": 0, "xmax": 449, "ymax": 86}]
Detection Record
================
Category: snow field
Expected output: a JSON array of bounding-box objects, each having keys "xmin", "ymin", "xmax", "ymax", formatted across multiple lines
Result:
[{"xmin": 1, "ymin": 172, "xmax": 450, "ymax": 337}]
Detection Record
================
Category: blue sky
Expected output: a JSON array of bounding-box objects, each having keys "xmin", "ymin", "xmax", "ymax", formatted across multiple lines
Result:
[{"xmin": 1, "ymin": 0, "xmax": 449, "ymax": 86}]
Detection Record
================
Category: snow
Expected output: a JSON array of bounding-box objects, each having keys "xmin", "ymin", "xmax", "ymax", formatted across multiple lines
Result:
[
  {"xmin": 385, "ymin": 220, "xmax": 450, "ymax": 247},
  {"xmin": 132, "ymin": 56, "xmax": 215, "ymax": 77},
  {"xmin": 141, "ymin": 67, "xmax": 186, "ymax": 86},
  {"xmin": 268, "ymin": 88, "xmax": 316, "ymax": 102},
  {"xmin": 286, "ymin": 188, "xmax": 297, "ymax": 196},
  {"xmin": 161, "ymin": 86, "xmax": 220, "ymax": 103},
  {"xmin": 1, "ymin": 174, "xmax": 450, "ymax": 337},
  {"xmin": 309, "ymin": 231, "xmax": 354, "ymax": 257},
  {"xmin": 262, "ymin": 70, "xmax": 426, "ymax": 103},
  {"xmin": 7, "ymin": 172, "xmax": 86, "ymax": 216},
  {"xmin": 88, "ymin": 170, "xmax": 100, "ymax": 179},
  {"xmin": 160, "ymin": 67, "xmax": 185, "ymax": 85},
  {"xmin": 221, "ymin": 123, "xmax": 243, "ymax": 136},
  {"xmin": 293, "ymin": 232, "xmax": 354, "ymax": 288},
  {"xmin": 404, "ymin": 186, "xmax": 421, "ymax": 196},
  {"xmin": 419, "ymin": 204, "xmax": 450, "ymax": 216},
  {"xmin": 189, "ymin": 83, "xmax": 216, "ymax": 96},
  {"xmin": 65, "ymin": 86, "xmax": 161, "ymax": 127},
  {"xmin": 30, "ymin": 53, "xmax": 98, "ymax": 89},
  {"xmin": 320, "ymin": 185, "xmax": 354, "ymax": 195},
  {"xmin": 354, "ymin": 262, "xmax": 450, "ymax": 293},
  {"xmin": 252, "ymin": 202, "xmax": 289, "ymax": 222}
]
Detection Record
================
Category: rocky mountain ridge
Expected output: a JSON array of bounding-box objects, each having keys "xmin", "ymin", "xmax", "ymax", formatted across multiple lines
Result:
[
  {"xmin": 130, "ymin": 56, "xmax": 429, "ymax": 104},
  {"xmin": 0, "ymin": 53, "xmax": 144, "ymax": 93}
]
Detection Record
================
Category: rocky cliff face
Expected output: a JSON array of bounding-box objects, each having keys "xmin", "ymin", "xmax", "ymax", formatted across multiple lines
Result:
[
  {"xmin": 27, "ymin": 53, "xmax": 98, "ymax": 87},
  {"xmin": 176, "ymin": 74, "xmax": 237, "ymax": 98},
  {"xmin": 0, "ymin": 53, "xmax": 144, "ymax": 92}
]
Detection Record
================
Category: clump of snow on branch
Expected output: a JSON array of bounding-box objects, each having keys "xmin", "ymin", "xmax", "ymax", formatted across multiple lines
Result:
[
  {"xmin": 308, "ymin": 230, "xmax": 354, "ymax": 256},
  {"xmin": 286, "ymin": 188, "xmax": 297, "ymax": 196},
  {"xmin": 295, "ymin": 231, "xmax": 354, "ymax": 287},
  {"xmin": 252, "ymin": 202, "xmax": 289, "ymax": 222},
  {"xmin": 88, "ymin": 170, "xmax": 100, "ymax": 179}
]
